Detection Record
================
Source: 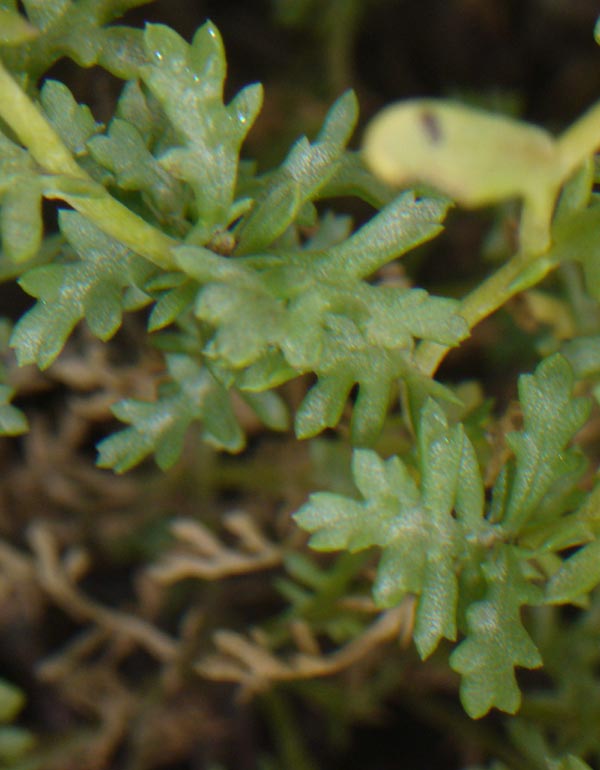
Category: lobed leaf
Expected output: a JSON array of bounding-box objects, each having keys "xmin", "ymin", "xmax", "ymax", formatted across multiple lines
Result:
[
  {"xmin": 501, "ymin": 354, "xmax": 590, "ymax": 534},
  {"xmin": 0, "ymin": 131, "xmax": 43, "ymax": 261},
  {"xmin": 296, "ymin": 399, "xmax": 485, "ymax": 658},
  {"xmin": 235, "ymin": 91, "xmax": 359, "ymax": 255},
  {"xmin": 2, "ymin": 0, "xmax": 152, "ymax": 79},
  {"xmin": 88, "ymin": 116, "xmax": 186, "ymax": 223},
  {"xmin": 175, "ymin": 193, "xmax": 464, "ymax": 444},
  {"xmin": 450, "ymin": 549, "xmax": 543, "ymax": 718},
  {"xmin": 139, "ymin": 22, "xmax": 262, "ymax": 241},
  {"xmin": 11, "ymin": 211, "xmax": 153, "ymax": 368},
  {"xmin": 0, "ymin": 384, "xmax": 27, "ymax": 436},
  {"xmin": 97, "ymin": 353, "xmax": 244, "ymax": 472},
  {"xmin": 40, "ymin": 80, "xmax": 102, "ymax": 158},
  {"xmin": 546, "ymin": 539, "xmax": 600, "ymax": 604}
]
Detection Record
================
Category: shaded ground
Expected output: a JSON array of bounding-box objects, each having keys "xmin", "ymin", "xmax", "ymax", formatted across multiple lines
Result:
[{"xmin": 2, "ymin": 2, "xmax": 600, "ymax": 769}]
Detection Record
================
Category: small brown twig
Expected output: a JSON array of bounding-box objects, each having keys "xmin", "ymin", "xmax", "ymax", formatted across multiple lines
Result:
[
  {"xmin": 28, "ymin": 522, "xmax": 178, "ymax": 662},
  {"xmin": 149, "ymin": 511, "xmax": 282, "ymax": 584},
  {"xmin": 197, "ymin": 599, "xmax": 415, "ymax": 697}
]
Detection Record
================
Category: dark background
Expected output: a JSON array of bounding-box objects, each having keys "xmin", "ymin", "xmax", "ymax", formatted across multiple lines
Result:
[{"xmin": 7, "ymin": 2, "xmax": 600, "ymax": 769}]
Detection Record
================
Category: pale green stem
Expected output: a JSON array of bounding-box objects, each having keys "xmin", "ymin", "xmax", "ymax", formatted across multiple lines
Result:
[
  {"xmin": 0, "ymin": 61, "xmax": 83, "ymax": 177},
  {"xmin": 325, "ymin": 0, "xmax": 362, "ymax": 95},
  {"xmin": 557, "ymin": 99, "xmax": 600, "ymax": 179},
  {"xmin": 47, "ymin": 188, "xmax": 178, "ymax": 270},
  {"xmin": 414, "ymin": 98, "xmax": 600, "ymax": 376},
  {"xmin": 415, "ymin": 250, "xmax": 556, "ymax": 376},
  {"xmin": 0, "ymin": 59, "xmax": 178, "ymax": 270},
  {"xmin": 261, "ymin": 690, "xmax": 320, "ymax": 770}
]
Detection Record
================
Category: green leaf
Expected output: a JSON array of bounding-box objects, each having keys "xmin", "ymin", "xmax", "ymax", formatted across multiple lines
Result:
[
  {"xmin": 0, "ymin": 9, "xmax": 38, "ymax": 44},
  {"xmin": 95, "ymin": 25, "xmax": 147, "ymax": 80},
  {"xmin": 240, "ymin": 390, "xmax": 289, "ymax": 431},
  {"xmin": 2, "ymin": 0, "xmax": 152, "ymax": 79},
  {"xmin": 322, "ymin": 192, "xmax": 449, "ymax": 279},
  {"xmin": 235, "ymin": 91, "xmax": 358, "ymax": 255},
  {"xmin": 0, "ymin": 679, "xmax": 24, "ymax": 722},
  {"xmin": 11, "ymin": 211, "xmax": 152, "ymax": 368},
  {"xmin": 115, "ymin": 80, "xmax": 163, "ymax": 146},
  {"xmin": 551, "ymin": 203, "xmax": 600, "ymax": 300},
  {"xmin": 88, "ymin": 117, "xmax": 185, "ymax": 220},
  {"xmin": 0, "ymin": 177, "xmax": 42, "ymax": 261},
  {"xmin": 0, "ymin": 384, "xmax": 27, "ymax": 435},
  {"xmin": 317, "ymin": 151, "xmax": 396, "ymax": 209},
  {"xmin": 18, "ymin": 0, "xmax": 71, "ymax": 31},
  {"xmin": 0, "ymin": 725, "xmax": 35, "ymax": 762},
  {"xmin": 40, "ymin": 80, "xmax": 102, "ymax": 157},
  {"xmin": 290, "ymin": 282, "xmax": 466, "ymax": 444},
  {"xmin": 501, "ymin": 354, "xmax": 590, "ymax": 534},
  {"xmin": 198, "ymin": 281, "xmax": 286, "ymax": 368},
  {"xmin": 179, "ymin": 194, "xmax": 463, "ymax": 444},
  {"xmin": 450, "ymin": 548, "xmax": 543, "ymax": 718},
  {"xmin": 0, "ymin": 131, "xmax": 34, "ymax": 190},
  {"xmin": 562, "ymin": 334, "xmax": 600, "ymax": 378},
  {"xmin": 296, "ymin": 399, "xmax": 484, "ymax": 658},
  {"xmin": 546, "ymin": 539, "xmax": 600, "ymax": 604},
  {"xmin": 148, "ymin": 278, "xmax": 198, "ymax": 331},
  {"xmin": 97, "ymin": 354, "xmax": 245, "ymax": 472},
  {"xmin": 140, "ymin": 22, "xmax": 262, "ymax": 241},
  {"xmin": 0, "ymin": 130, "xmax": 44, "ymax": 261}
]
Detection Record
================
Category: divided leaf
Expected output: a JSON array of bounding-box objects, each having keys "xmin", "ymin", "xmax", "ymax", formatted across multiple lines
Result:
[
  {"xmin": 11, "ymin": 211, "xmax": 152, "ymax": 368},
  {"xmin": 40, "ymin": 80, "xmax": 102, "ymax": 158},
  {"xmin": 0, "ymin": 384, "xmax": 27, "ymax": 435},
  {"xmin": 88, "ymin": 117, "xmax": 187, "ymax": 224},
  {"xmin": 0, "ymin": 9, "xmax": 38, "ymax": 45},
  {"xmin": 3, "ymin": 0, "xmax": 150, "ymax": 79},
  {"xmin": 139, "ymin": 22, "xmax": 262, "ymax": 241},
  {"xmin": 235, "ymin": 91, "xmax": 358, "ymax": 254},
  {"xmin": 97, "ymin": 353, "xmax": 244, "ymax": 471},
  {"xmin": 177, "ymin": 193, "xmax": 464, "ymax": 445},
  {"xmin": 501, "ymin": 354, "xmax": 590, "ymax": 534},
  {"xmin": 0, "ymin": 131, "xmax": 43, "ymax": 262},
  {"xmin": 296, "ymin": 355, "xmax": 591, "ymax": 716},
  {"xmin": 450, "ymin": 549, "xmax": 542, "ymax": 718},
  {"xmin": 296, "ymin": 399, "xmax": 484, "ymax": 658}
]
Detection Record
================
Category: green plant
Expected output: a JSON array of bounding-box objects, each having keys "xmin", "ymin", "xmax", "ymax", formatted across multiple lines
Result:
[
  {"xmin": 0, "ymin": 679, "xmax": 35, "ymax": 766},
  {"xmin": 3, "ymin": 2, "xmax": 600, "ymax": 768}
]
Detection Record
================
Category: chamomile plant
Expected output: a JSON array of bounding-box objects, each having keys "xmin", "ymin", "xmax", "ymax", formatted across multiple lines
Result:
[{"xmin": 1, "ymin": 2, "xmax": 600, "ymax": 768}]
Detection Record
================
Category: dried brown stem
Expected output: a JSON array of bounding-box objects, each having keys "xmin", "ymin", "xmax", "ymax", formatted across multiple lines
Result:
[
  {"xmin": 197, "ymin": 599, "xmax": 415, "ymax": 696},
  {"xmin": 149, "ymin": 512, "xmax": 282, "ymax": 584},
  {"xmin": 28, "ymin": 522, "xmax": 177, "ymax": 662}
]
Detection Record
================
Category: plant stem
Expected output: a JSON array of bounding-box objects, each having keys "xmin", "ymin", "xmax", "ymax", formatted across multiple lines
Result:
[
  {"xmin": 261, "ymin": 690, "xmax": 320, "ymax": 770},
  {"xmin": 557, "ymin": 98, "xmax": 600, "ymax": 179},
  {"xmin": 0, "ymin": 59, "xmax": 178, "ymax": 270},
  {"xmin": 49, "ymin": 187, "xmax": 178, "ymax": 270},
  {"xmin": 415, "ymin": 250, "xmax": 556, "ymax": 376},
  {"xmin": 0, "ymin": 61, "xmax": 83, "ymax": 177}
]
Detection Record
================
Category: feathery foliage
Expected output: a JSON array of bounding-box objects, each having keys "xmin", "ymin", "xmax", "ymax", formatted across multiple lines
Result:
[{"xmin": 2, "ymin": 3, "xmax": 600, "ymax": 768}]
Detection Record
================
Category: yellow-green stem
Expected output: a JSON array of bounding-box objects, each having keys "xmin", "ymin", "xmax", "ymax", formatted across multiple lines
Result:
[
  {"xmin": 416, "ymin": 250, "xmax": 556, "ymax": 376},
  {"xmin": 0, "ymin": 59, "xmax": 178, "ymax": 270}
]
